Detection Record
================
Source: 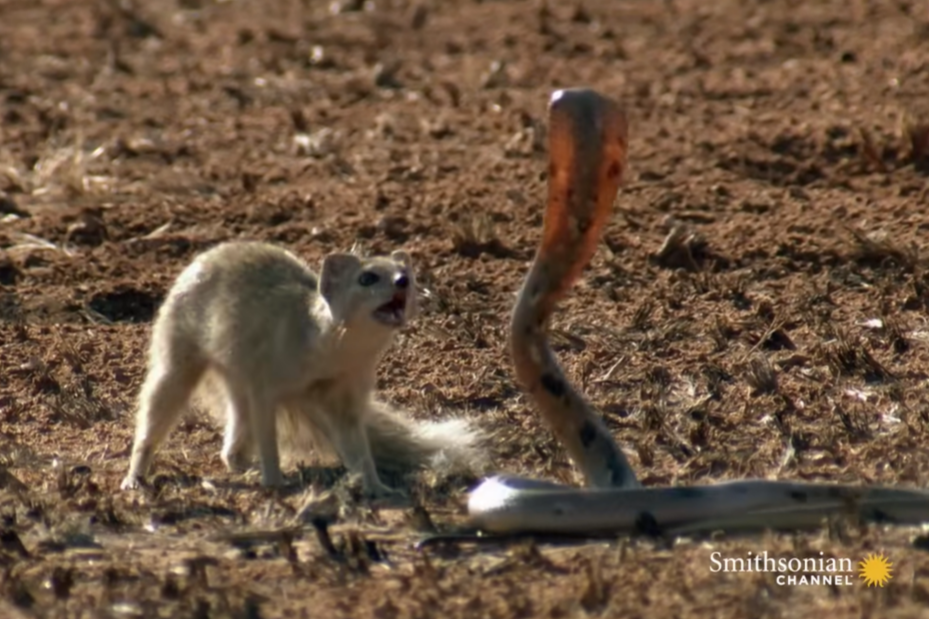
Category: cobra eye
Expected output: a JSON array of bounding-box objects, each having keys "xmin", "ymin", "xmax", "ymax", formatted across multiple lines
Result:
[{"xmin": 357, "ymin": 271, "xmax": 380, "ymax": 287}]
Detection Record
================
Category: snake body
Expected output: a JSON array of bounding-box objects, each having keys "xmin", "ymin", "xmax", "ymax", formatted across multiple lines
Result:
[
  {"xmin": 466, "ymin": 88, "xmax": 929, "ymax": 537},
  {"xmin": 510, "ymin": 89, "xmax": 638, "ymax": 491}
]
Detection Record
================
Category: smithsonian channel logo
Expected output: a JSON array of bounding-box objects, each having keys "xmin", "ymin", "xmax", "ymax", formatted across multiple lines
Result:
[{"xmin": 709, "ymin": 551, "xmax": 893, "ymax": 587}]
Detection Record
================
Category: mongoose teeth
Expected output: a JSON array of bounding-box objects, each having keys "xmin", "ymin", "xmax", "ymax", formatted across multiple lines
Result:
[{"xmin": 372, "ymin": 291, "xmax": 409, "ymax": 327}]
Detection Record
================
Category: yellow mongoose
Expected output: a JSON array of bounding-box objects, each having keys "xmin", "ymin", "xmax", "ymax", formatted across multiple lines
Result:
[{"xmin": 120, "ymin": 241, "xmax": 482, "ymax": 497}]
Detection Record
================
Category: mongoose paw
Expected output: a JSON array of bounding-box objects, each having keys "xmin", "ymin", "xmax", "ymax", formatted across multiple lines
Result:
[
  {"xmin": 120, "ymin": 475, "xmax": 143, "ymax": 491},
  {"xmin": 259, "ymin": 470, "xmax": 286, "ymax": 489},
  {"xmin": 363, "ymin": 483, "xmax": 409, "ymax": 508},
  {"xmin": 221, "ymin": 451, "xmax": 256, "ymax": 474}
]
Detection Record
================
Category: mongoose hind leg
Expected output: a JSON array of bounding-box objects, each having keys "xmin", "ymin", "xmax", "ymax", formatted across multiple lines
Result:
[
  {"xmin": 121, "ymin": 352, "xmax": 206, "ymax": 490},
  {"xmin": 220, "ymin": 388, "xmax": 257, "ymax": 473},
  {"xmin": 233, "ymin": 381, "xmax": 285, "ymax": 488}
]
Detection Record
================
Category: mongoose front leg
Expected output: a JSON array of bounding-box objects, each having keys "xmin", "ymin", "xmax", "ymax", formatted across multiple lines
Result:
[
  {"xmin": 339, "ymin": 428, "xmax": 400, "ymax": 499},
  {"xmin": 320, "ymin": 391, "xmax": 402, "ymax": 499}
]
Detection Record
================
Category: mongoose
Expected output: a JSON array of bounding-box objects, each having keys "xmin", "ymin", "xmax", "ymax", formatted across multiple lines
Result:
[{"xmin": 120, "ymin": 241, "xmax": 482, "ymax": 497}]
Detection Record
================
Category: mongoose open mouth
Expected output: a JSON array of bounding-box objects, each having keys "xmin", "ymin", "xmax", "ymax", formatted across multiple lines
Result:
[{"xmin": 373, "ymin": 292, "xmax": 407, "ymax": 327}]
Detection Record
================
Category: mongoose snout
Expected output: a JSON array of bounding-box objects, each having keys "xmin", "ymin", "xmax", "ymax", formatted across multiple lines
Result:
[
  {"xmin": 362, "ymin": 265, "xmax": 413, "ymax": 327},
  {"xmin": 372, "ymin": 287, "xmax": 409, "ymax": 327}
]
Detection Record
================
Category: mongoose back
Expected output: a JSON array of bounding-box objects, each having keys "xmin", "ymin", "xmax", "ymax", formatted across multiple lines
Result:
[{"xmin": 121, "ymin": 241, "xmax": 482, "ymax": 497}]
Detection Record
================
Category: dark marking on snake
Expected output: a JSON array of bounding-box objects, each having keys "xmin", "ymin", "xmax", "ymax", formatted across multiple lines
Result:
[
  {"xmin": 672, "ymin": 486, "xmax": 705, "ymax": 499},
  {"xmin": 608, "ymin": 453, "xmax": 634, "ymax": 487},
  {"xmin": 870, "ymin": 509, "xmax": 892, "ymax": 524},
  {"xmin": 633, "ymin": 511, "xmax": 662, "ymax": 538},
  {"xmin": 530, "ymin": 282, "xmax": 543, "ymax": 299},
  {"xmin": 579, "ymin": 421, "xmax": 597, "ymax": 448},
  {"xmin": 607, "ymin": 161, "xmax": 621, "ymax": 180},
  {"xmin": 789, "ymin": 491, "xmax": 808, "ymax": 503},
  {"xmin": 540, "ymin": 373, "xmax": 566, "ymax": 397}
]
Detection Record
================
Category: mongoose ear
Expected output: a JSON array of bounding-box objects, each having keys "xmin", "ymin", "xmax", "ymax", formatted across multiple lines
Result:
[
  {"xmin": 390, "ymin": 250, "xmax": 413, "ymax": 270},
  {"xmin": 320, "ymin": 253, "xmax": 361, "ymax": 306}
]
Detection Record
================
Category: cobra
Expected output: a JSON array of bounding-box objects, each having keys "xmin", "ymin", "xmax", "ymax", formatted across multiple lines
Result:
[{"xmin": 464, "ymin": 88, "xmax": 929, "ymax": 538}]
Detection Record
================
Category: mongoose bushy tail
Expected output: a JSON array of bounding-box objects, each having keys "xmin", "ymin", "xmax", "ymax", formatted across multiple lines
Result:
[
  {"xmin": 192, "ymin": 370, "xmax": 487, "ymax": 477},
  {"xmin": 276, "ymin": 398, "xmax": 486, "ymax": 476}
]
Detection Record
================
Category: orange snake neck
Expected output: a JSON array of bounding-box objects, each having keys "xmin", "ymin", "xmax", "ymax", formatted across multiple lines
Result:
[{"xmin": 509, "ymin": 89, "xmax": 638, "ymax": 489}]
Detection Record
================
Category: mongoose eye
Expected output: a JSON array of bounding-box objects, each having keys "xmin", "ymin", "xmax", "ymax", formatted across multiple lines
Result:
[
  {"xmin": 394, "ymin": 274, "xmax": 409, "ymax": 289},
  {"xmin": 357, "ymin": 271, "xmax": 380, "ymax": 287}
]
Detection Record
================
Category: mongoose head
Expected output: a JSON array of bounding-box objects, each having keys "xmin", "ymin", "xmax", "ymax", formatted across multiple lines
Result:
[{"xmin": 319, "ymin": 250, "xmax": 417, "ymax": 330}]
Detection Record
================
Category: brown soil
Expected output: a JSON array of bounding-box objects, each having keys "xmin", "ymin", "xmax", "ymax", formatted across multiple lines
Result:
[{"xmin": 2, "ymin": 0, "xmax": 929, "ymax": 616}]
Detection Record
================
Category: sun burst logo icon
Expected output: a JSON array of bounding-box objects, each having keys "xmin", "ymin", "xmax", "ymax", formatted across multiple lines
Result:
[{"xmin": 858, "ymin": 553, "xmax": 893, "ymax": 587}]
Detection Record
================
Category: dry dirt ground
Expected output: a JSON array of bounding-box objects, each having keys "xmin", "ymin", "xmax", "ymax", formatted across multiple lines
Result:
[{"xmin": 2, "ymin": 0, "xmax": 929, "ymax": 616}]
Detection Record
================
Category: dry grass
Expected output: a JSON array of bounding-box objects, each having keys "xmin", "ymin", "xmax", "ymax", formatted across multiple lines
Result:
[
  {"xmin": 899, "ymin": 111, "xmax": 929, "ymax": 163},
  {"xmin": 856, "ymin": 109, "xmax": 929, "ymax": 173},
  {"xmin": 745, "ymin": 354, "xmax": 779, "ymax": 396},
  {"xmin": 856, "ymin": 126, "xmax": 887, "ymax": 172},
  {"xmin": 848, "ymin": 226, "xmax": 919, "ymax": 270},
  {"xmin": 1, "ymin": 133, "xmax": 113, "ymax": 205},
  {"xmin": 449, "ymin": 211, "xmax": 512, "ymax": 259}
]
